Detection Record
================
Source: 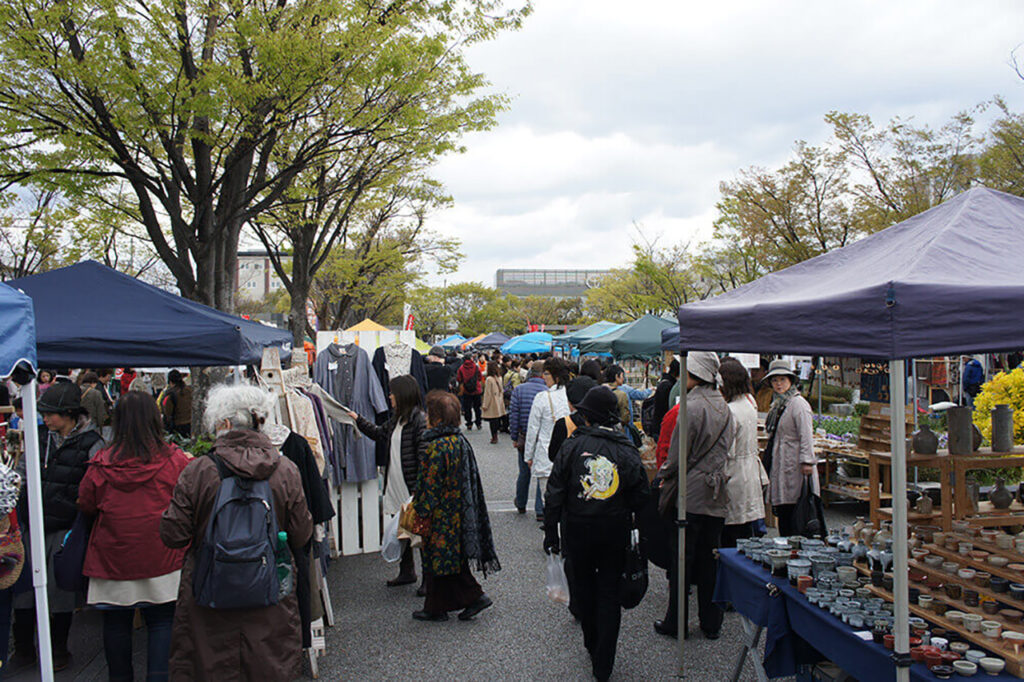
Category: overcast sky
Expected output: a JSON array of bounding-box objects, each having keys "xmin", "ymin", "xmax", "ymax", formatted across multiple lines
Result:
[{"xmin": 426, "ymin": 0, "xmax": 1024, "ymax": 287}]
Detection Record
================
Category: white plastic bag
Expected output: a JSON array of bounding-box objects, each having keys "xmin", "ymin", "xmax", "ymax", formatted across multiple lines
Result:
[
  {"xmin": 381, "ymin": 513, "xmax": 402, "ymax": 563},
  {"xmin": 545, "ymin": 553, "xmax": 570, "ymax": 605}
]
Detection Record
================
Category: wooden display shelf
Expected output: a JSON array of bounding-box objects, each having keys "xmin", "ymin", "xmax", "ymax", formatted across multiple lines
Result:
[
  {"xmin": 869, "ymin": 451, "xmax": 953, "ymax": 530},
  {"xmin": 824, "ymin": 484, "xmax": 873, "ymax": 502},
  {"xmin": 876, "ymin": 508, "xmax": 942, "ymax": 523},
  {"xmin": 924, "ymin": 542, "xmax": 1024, "ymax": 586},
  {"xmin": 947, "ymin": 533, "xmax": 1024, "ymax": 566},
  {"xmin": 909, "ymin": 557, "xmax": 1024, "ymax": 626},
  {"xmin": 852, "ymin": 568, "xmax": 1024, "ymax": 677}
]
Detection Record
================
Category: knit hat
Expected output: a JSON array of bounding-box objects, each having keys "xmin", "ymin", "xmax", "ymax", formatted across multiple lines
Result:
[
  {"xmin": 38, "ymin": 381, "xmax": 82, "ymax": 414},
  {"xmin": 429, "ymin": 345, "xmax": 445, "ymax": 359},
  {"xmin": 576, "ymin": 385, "xmax": 620, "ymax": 427},
  {"xmin": 688, "ymin": 351, "xmax": 721, "ymax": 384},
  {"xmin": 566, "ymin": 376, "xmax": 598, "ymax": 407},
  {"xmin": 529, "ymin": 360, "xmax": 546, "ymax": 376}
]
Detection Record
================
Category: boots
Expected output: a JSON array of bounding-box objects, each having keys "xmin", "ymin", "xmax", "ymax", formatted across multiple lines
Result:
[{"xmin": 386, "ymin": 542, "xmax": 416, "ymax": 587}]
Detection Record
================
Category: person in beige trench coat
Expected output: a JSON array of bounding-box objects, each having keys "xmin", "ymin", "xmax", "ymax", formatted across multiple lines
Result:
[
  {"xmin": 763, "ymin": 360, "xmax": 818, "ymax": 537},
  {"xmin": 160, "ymin": 385, "xmax": 313, "ymax": 682},
  {"xmin": 481, "ymin": 360, "xmax": 508, "ymax": 444}
]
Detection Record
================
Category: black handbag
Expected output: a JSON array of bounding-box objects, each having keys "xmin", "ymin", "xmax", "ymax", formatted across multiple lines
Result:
[
  {"xmin": 53, "ymin": 512, "xmax": 93, "ymax": 592},
  {"xmin": 618, "ymin": 526, "xmax": 648, "ymax": 609},
  {"xmin": 636, "ymin": 478, "xmax": 670, "ymax": 570},
  {"xmin": 791, "ymin": 474, "xmax": 827, "ymax": 539}
]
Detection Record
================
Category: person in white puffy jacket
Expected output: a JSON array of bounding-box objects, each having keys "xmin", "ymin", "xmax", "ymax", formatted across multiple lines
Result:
[{"xmin": 524, "ymin": 357, "xmax": 571, "ymax": 522}]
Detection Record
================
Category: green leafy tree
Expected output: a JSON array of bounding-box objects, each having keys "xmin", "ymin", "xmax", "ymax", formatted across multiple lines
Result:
[
  {"xmin": 979, "ymin": 97, "xmax": 1024, "ymax": 197},
  {"xmin": 0, "ymin": 0, "xmax": 527, "ymax": 313},
  {"xmin": 407, "ymin": 282, "xmax": 516, "ymax": 338}
]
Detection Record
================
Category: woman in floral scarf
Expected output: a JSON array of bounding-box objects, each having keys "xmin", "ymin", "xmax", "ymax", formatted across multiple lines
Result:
[
  {"xmin": 763, "ymin": 359, "xmax": 817, "ymax": 536},
  {"xmin": 412, "ymin": 390, "xmax": 500, "ymax": 622}
]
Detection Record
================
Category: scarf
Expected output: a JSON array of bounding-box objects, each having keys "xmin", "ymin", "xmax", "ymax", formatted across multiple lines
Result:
[
  {"xmin": 765, "ymin": 386, "xmax": 799, "ymax": 436},
  {"xmin": 423, "ymin": 425, "xmax": 501, "ymax": 576}
]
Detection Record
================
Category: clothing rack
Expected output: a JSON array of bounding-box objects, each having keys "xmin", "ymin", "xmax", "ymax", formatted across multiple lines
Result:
[{"xmin": 315, "ymin": 329, "xmax": 415, "ymax": 556}]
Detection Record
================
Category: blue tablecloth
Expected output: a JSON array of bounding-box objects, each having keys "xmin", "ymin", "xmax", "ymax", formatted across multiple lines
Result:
[{"xmin": 715, "ymin": 549, "xmax": 1018, "ymax": 681}]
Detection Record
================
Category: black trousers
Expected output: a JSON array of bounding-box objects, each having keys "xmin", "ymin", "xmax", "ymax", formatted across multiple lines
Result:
[
  {"xmin": 664, "ymin": 512, "xmax": 724, "ymax": 636},
  {"xmin": 486, "ymin": 418, "xmax": 501, "ymax": 439},
  {"xmin": 721, "ymin": 521, "xmax": 755, "ymax": 549},
  {"xmin": 461, "ymin": 394, "xmax": 482, "ymax": 428},
  {"xmin": 564, "ymin": 520, "xmax": 628, "ymax": 682},
  {"xmin": 774, "ymin": 504, "xmax": 797, "ymax": 537}
]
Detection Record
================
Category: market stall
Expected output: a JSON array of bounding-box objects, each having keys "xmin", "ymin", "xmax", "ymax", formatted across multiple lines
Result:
[
  {"xmin": 8, "ymin": 260, "xmax": 292, "ymax": 366},
  {"xmin": 577, "ymin": 314, "xmax": 674, "ymax": 357},
  {"xmin": 673, "ymin": 186, "xmax": 1024, "ymax": 680},
  {"xmin": 438, "ymin": 334, "xmax": 466, "ymax": 349},
  {"xmin": 500, "ymin": 331, "xmax": 553, "ymax": 355},
  {"xmin": 0, "ymin": 284, "xmax": 51, "ymax": 680},
  {"xmin": 552, "ymin": 320, "xmax": 622, "ymax": 346}
]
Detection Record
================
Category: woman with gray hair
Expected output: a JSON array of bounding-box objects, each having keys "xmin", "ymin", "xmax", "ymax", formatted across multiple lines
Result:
[{"xmin": 160, "ymin": 384, "xmax": 313, "ymax": 681}]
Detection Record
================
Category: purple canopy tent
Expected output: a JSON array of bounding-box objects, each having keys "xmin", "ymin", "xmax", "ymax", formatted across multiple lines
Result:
[{"xmin": 671, "ymin": 187, "xmax": 1024, "ymax": 680}]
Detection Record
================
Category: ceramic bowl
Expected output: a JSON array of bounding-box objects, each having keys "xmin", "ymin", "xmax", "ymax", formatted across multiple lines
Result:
[
  {"xmin": 989, "ymin": 555, "xmax": 1010, "ymax": 568},
  {"xmin": 942, "ymin": 561, "xmax": 960, "ymax": 574},
  {"xmin": 932, "ymin": 531, "xmax": 946, "ymax": 546},
  {"xmin": 965, "ymin": 650, "xmax": 986, "ymax": 664},
  {"xmin": 996, "ymin": 534, "xmax": 1012, "ymax": 549},
  {"xmin": 930, "ymin": 663, "xmax": 953, "ymax": 679},
  {"xmin": 1009, "ymin": 563, "xmax": 1024, "ymax": 572},
  {"xmin": 1010, "ymin": 583, "xmax": 1024, "ymax": 601},
  {"xmin": 982, "ymin": 600, "xmax": 1000, "ymax": 615},
  {"xmin": 978, "ymin": 657, "xmax": 1005, "ymax": 675},
  {"xmin": 999, "ymin": 609, "xmax": 1023, "ymax": 624},
  {"xmin": 970, "ymin": 550, "xmax": 990, "ymax": 562},
  {"xmin": 959, "ymin": 542, "xmax": 973, "ymax": 555},
  {"xmin": 952, "ymin": 660, "xmax": 977, "ymax": 677},
  {"xmin": 981, "ymin": 620, "xmax": 1002, "ymax": 639},
  {"xmin": 991, "ymin": 576, "xmax": 1010, "ymax": 593},
  {"xmin": 964, "ymin": 613, "xmax": 984, "ymax": 632},
  {"xmin": 913, "ymin": 548, "xmax": 930, "ymax": 560},
  {"xmin": 950, "ymin": 641, "xmax": 970, "ymax": 656},
  {"xmin": 959, "ymin": 568, "xmax": 977, "ymax": 581},
  {"xmin": 919, "ymin": 595, "xmax": 934, "ymax": 608},
  {"xmin": 945, "ymin": 610, "xmax": 966, "ymax": 626},
  {"xmin": 924, "ymin": 555, "xmax": 944, "ymax": 568},
  {"xmin": 910, "ymin": 570, "xmax": 929, "ymax": 583},
  {"xmin": 931, "ymin": 636, "xmax": 949, "ymax": 651},
  {"xmin": 1001, "ymin": 630, "xmax": 1024, "ymax": 651}
]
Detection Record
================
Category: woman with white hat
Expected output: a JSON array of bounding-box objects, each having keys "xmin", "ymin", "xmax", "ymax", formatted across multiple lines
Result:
[{"xmin": 762, "ymin": 359, "xmax": 818, "ymax": 536}]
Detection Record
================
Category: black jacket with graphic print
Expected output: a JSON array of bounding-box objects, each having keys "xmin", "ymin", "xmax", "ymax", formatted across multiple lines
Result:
[{"xmin": 543, "ymin": 425, "xmax": 649, "ymax": 537}]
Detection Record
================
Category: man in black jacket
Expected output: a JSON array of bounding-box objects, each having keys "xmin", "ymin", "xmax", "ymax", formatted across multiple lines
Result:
[
  {"xmin": 543, "ymin": 386, "xmax": 650, "ymax": 682},
  {"xmin": 424, "ymin": 346, "xmax": 454, "ymax": 394},
  {"xmin": 649, "ymin": 357, "xmax": 679, "ymax": 438}
]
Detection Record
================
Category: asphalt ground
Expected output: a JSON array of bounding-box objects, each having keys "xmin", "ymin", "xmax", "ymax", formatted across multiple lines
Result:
[{"xmin": 6, "ymin": 423, "xmax": 859, "ymax": 681}]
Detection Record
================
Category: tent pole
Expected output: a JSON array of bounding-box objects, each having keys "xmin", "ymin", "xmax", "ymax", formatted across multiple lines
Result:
[
  {"xmin": 890, "ymin": 360, "xmax": 910, "ymax": 682},
  {"xmin": 676, "ymin": 352, "xmax": 688, "ymax": 679},
  {"xmin": 817, "ymin": 357, "xmax": 823, "ymax": 415},
  {"xmin": 23, "ymin": 381, "xmax": 54, "ymax": 682}
]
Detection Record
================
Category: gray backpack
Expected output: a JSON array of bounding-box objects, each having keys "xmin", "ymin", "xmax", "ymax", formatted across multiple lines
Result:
[{"xmin": 192, "ymin": 456, "xmax": 280, "ymax": 609}]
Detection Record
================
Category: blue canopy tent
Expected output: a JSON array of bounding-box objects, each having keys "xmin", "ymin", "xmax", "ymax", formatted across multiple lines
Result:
[
  {"xmin": 470, "ymin": 331, "xmax": 511, "ymax": 350},
  {"xmin": 578, "ymin": 314, "xmax": 675, "ymax": 358},
  {"xmin": 8, "ymin": 261, "xmax": 292, "ymax": 367},
  {"xmin": 437, "ymin": 334, "xmax": 466, "ymax": 348},
  {"xmin": 500, "ymin": 331, "xmax": 553, "ymax": 355},
  {"xmin": 0, "ymin": 284, "xmax": 54, "ymax": 680},
  {"xmin": 669, "ymin": 187, "xmax": 1024, "ymax": 679}
]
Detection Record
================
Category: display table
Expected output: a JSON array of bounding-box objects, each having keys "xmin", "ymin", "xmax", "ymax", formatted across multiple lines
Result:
[{"xmin": 715, "ymin": 549, "xmax": 1018, "ymax": 681}]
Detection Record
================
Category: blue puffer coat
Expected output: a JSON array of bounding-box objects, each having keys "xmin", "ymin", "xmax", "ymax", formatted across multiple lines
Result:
[{"xmin": 510, "ymin": 377, "xmax": 547, "ymax": 444}]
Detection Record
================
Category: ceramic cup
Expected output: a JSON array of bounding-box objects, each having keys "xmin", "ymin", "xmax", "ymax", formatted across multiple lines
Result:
[
  {"xmin": 979, "ymin": 657, "xmax": 1006, "ymax": 675},
  {"xmin": 964, "ymin": 613, "xmax": 984, "ymax": 632},
  {"xmin": 958, "ymin": 568, "xmax": 977, "ymax": 581},
  {"xmin": 952, "ymin": 660, "xmax": 977, "ymax": 677},
  {"xmin": 933, "ymin": 531, "xmax": 946, "ymax": 546},
  {"xmin": 964, "ymin": 589, "xmax": 980, "ymax": 608},
  {"xmin": 931, "ymin": 636, "xmax": 949, "ymax": 651},
  {"xmin": 965, "ymin": 649, "xmax": 986, "ymax": 664},
  {"xmin": 999, "ymin": 609, "xmax": 1024, "ymax": 624},
  {"xmin": 982, "ymin": 600, "xmax": 1000, "ymax": 615},
  {"xmin": 996, "ymin": 534, "xmax": 1013, "ymax": 550},
  {"xmin": 919, "ymin": 595, "xmax": 934, "ymax": 608},
  {"xmin": 944, "ymin": 583, "xmax": 963, "ymax": 600},
  {"xmin": 989, "ymin": 555, "xmax": 1010, "ymax": 568},
  {"xmin": 974, "ymin": 571, "xmax": 991, "ymax": 588},
  {"xmin": 942, "ymin": 561, "xmax": 959, "ymax": 575},
  {"xmin": 1010, "ymin": 583, "xmax": 1024, "ymax": 601},
  {"xmin": 959, "ymin": 541, "xmax": 973, "ymax": 555},
  {"xmin": 991, "ymin": 576, "xmax": 1009, "ymax": 593},
  {"xmin": 981, "ymin": 620, "xmax": 1003, "ymax": 639}
]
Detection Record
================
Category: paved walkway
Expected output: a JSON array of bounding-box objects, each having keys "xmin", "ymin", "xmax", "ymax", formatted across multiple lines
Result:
[{"xmin": 7, "ymin": 424, "xmax": 860, "ymax": 680}]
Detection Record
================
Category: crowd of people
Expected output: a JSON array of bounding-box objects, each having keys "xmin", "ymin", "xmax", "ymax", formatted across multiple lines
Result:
[
  {"xmin": 0, "ymin": 347, "xmax": 828, "ymax": 682},
  {"xmin": 414, "ymin": 345, "xmax": 817, "ymax": 682}
]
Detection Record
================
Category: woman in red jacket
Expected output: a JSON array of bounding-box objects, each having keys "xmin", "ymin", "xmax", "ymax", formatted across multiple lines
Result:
[{"xmin": 78, "ymin": 391, "xmax": 190, "ymax": 682}]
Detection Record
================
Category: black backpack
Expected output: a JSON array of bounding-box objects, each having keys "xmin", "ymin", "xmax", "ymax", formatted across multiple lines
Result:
[
  {"xmin": 192, "ymin": 456, "xmax": 280, "ymax": 609},
  {"xmin": 463, "ymin": 370, "xmax": 479, "ymax": 394},
  {"xmin": 640, "ymin": 394, "xmax": 658, "ymax": 437}
]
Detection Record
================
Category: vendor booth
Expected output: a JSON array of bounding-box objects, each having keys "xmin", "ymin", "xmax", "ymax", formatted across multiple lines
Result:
[
  {"xmin": 578, "ymin": 314, "xmax": 674, "ymax": 358},
  {"xmin": 673, "ymin": 187, "xmax": 1024, "ymax": 680},
  {"xmin": 500, "ymin": 331, "xmax": 553, "ymax": 355},
  {"xmin": 8, "ymin": 261, "xmax": 292, "ymax": 367}
]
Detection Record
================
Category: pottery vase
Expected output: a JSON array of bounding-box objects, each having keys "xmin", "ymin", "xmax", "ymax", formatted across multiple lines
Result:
[
  {"xmin": 991, "ymin": 477, "xmax": 1014, "ymax": 510},
  {"xmin": 992, "ymin": 405, "xmax": 1015, "ymax": 453},
  {"xmin": 915, "ymin": 494, "xmax": 934, "ymax": 515},
  {"xmin": 948, "ymin": 407, "xmax": 974, "ymax": 455},
  {"xmin": 912, "ymin": 424, "xmax": 939, "ymax": 454}
]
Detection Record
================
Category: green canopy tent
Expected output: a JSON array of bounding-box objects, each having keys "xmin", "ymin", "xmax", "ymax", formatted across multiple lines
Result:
[
  {"xmin": 553, "ymin": 320, "xmax": 622, "ymax": 346},
  {"xmin": 577, "ymin": 314, "xmax": 675, "ymax": 358}
]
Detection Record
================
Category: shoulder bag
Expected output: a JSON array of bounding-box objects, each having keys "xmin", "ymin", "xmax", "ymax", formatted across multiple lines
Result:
[{"xmin": 618, "ymin": 524, "xmax": 648, "ymax": 609}]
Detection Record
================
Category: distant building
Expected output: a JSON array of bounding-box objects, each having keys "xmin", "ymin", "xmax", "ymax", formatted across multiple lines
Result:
[
  {"xmin": 237, "ymin": 250, "xmax": 286, "ymax": 301},
  {"xmin": 495, "ymin": 268, "xmax": 611, "ymax": 298}
]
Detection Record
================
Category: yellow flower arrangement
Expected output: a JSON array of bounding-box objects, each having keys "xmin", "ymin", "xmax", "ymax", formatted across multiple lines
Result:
[{"xmin": 973, "ymin": 366, "xmax": 1024, "ymax": 446}]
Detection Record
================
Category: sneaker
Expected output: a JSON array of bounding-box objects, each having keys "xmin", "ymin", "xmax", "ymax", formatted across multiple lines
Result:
[
  {"xmin": 412, "ymin": 610, "xmax": 448, "ymax": 622},
  {"xmin": 458, "ymin": 595, "xmax": 493, "ymax": 620}
]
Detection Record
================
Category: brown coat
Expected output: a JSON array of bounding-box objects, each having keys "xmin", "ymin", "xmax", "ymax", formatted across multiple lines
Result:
[
  {"xmin": 481, "ymin": 374, "xmax": 507, "ymax": 419},
  {"xmin": 768, "ymin": 394, "xmax": 819, "ymax": 506},
  {"xmin": 160, "ymin": 430, "xmax": 313, "ymax": 682}
]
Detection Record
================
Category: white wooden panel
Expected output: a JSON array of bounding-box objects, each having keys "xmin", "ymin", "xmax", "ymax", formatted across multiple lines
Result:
[
  {"xmin": 339, "ymin": 481, "xmax": 362, "ymax": 556},
  {"xmin": 360, "ymin": 478, "xmax": 381, "ymax": 553}
]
